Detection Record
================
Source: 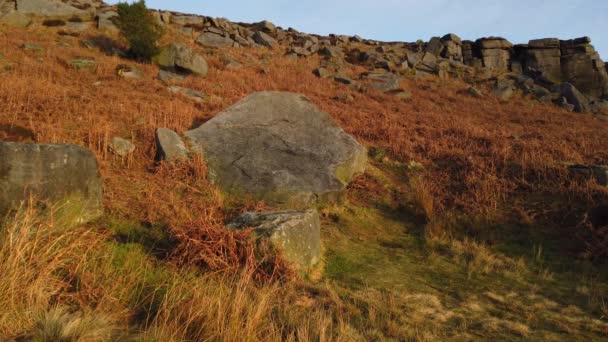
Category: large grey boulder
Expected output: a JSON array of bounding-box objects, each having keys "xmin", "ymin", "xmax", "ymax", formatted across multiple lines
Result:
[
  {"xmin": 228, "ymin": 209, "xmax": 321, "ymax": 269},
  {"xmin": 184, "ymin": 91, "xmax": 367, "ymax": 207},
  {"xmin": 0, "ymin": 142, "xmax": 103, "ymax": 222},
  {"xmin": 15, "ymin": 0, "xmax": 94, "ymax": 21},
  {"xmin": 154, "ymin": 43, "xmax": 209, "ymax": 76}
]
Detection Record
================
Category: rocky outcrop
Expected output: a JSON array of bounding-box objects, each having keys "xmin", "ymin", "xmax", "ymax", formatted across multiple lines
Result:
[
  {"xmin": 184, "ymin": 91, "xmax": 367, "ymax": 207},
  {"xmin": 228, "ymin": 209, "xmax": 321, "ymax": 269},
  {"xmin": 560, "ymin": 37, "xmax": 608, "ymax": 99},
  {"xmin": 2, "ymin": 0, "xmax": 607, "ymax": 113},
  {"xmin": 154, "ymin": 43, "xmax": 208, "ymax": 76},
  {"xmin": 0, "ymin": 142, "xmax": 103, "ymax": 222}
]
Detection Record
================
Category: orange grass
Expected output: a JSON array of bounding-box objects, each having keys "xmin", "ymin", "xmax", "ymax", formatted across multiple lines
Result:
[{"xmin": 1, "ymin": 24, "xmax": 608, "ymax": 263}]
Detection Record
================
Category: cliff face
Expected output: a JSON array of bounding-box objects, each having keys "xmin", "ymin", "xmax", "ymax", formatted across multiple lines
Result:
[{"xmin": 1, "ymin": 0, "xmax": 607, "ymax": 113}]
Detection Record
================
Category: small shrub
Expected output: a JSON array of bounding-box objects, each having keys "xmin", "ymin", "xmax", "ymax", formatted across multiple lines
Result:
[{"xmin": 115, "ymin": 0, "xmax": 164, "ymax": 61}]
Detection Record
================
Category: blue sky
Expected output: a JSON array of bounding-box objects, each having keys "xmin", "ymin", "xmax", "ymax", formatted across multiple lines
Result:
[{"xmin": 108, "ymin": 0, "xmax": 608, "ymax": 59}]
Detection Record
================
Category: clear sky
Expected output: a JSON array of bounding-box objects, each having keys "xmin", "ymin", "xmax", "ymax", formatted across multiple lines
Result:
[{"xmin": 108, "ymin": 0, "xmax": 608, "ymax": 59}]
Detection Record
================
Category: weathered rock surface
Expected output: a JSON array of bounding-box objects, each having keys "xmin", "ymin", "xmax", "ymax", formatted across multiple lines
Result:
[
  {"xmin": 184, "ymin": 91, "xmax": 367, "ymax": 206},
  {"xmin": 155, "ymin": 128, "xmax": 188, "ymax": 162},
  {"xmin": 15, "ymin": 0, "xmax": 94, "ymax": 21},
  {"xmin": 196, "ymin": 31, "xmax": 235, "ymax": 48},
  {"xmin": 228, "ymin": 209, "xmax": 321, "ymax": 269},
  {"xmin": 0, "ymin": 141, "xmax": 103, "ymax": 221},
  {"xmin": 554, "ymin": 82, "xmax": 589, "ymax": 113},
  {"xmin": 109, "ymin": 137, "xmax": 135, "ymax": 157},
  {"xmin": 155, "ymin": 43, "xmax": 208, "ymax": 76}
]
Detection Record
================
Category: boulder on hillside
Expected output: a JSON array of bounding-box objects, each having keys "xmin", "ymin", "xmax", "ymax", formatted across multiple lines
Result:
[
  {"xmin": 184, "ymin": 91, "xmax": 367, "ymax": 207},
  {"xmin": 252, "ymin": 31, "xmax": 277, "ymax": 48},
  {"xmin": 15, "ymin": 0, "xmax": 94, "ymax": 21},
  {"xmin": 228, "ymin": 209, "xmax": 321, "ymax": 269},
  {"xmin": 553, "ymin": 82, "xmax": 589, "ymax": 112},
  {"xmin": 196, "ymin": 31, "xmax": 235, "ymax": 48},
  {"xmin": 154, "ymin": 43, "xmax": 209, "ymax": 76},
  {"xmin": 0, "ymin": 142, "xmax": 103, "ymax": 222},
  {"xmin": 155, "ymin": 128, "xmax": 188, "ymax": 162}
]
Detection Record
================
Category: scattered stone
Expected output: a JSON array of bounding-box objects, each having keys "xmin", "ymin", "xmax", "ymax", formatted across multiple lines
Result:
[
  {"xmin": 0, "ymin": 141, "xmax": 103, "ymax": 222},
  {"xmin": 167, "ymin": 85, "xmax": 209, "ymax": 103},
  {"xmin": 363, "ymin": 72, "xmax": 401, "ymax": 92},
  {"xmin": 184, "ymin": 92, "xmax": 367, "ymax": 206},
  {"xmin": 70, "ymin": 58, "xmax": 96, "ymax": 70},
  {"xmin": 252, "ymin": 31, "xmax": 277, "ymax": 48},
  {"xmin": 334, "ymin": 76, "xmax": 354, "ymax": 85},
  {"xmin": 155, "ymin": 128, "xmax": 188, "ymax": 162},
  {"xmin": 224, "ymin": 60, "xmax": 242, "ymax": 69},
  {"xmin": 155, "ymin": 43, "xmax": 208, "ymax": 76},
  {"xmin": 22, "ymin": 43, "xmax": 44, "ymax": 52},
  {"xmin": 468, "ymin": 86, "xmax": 484, "ymax": 98},
  {"xmin": 252, "ymin": 20, "xmax": 276, "ymax": 33},
  {"xmin": 116, "ymin": 65, "xmax": 143, "ymax": 79},
  {"xmin": 109, "ymin": 137, "xmax": 135, "ymax": 157},
  {"xmin": 158, "ymin": 69, "xmax": 185, "ymax": 83},
  {"xmin": 313, "ymin": 67, "xmax": 331, "ymax": 78},
  {"xmin": 228, "ymin": 209, "xmax": 321, "ymax": 268},
  {"xmin": 333, "ymin": 94, "xmax": 354, "ymax": 103},
  {"xmin": 196, "ymin": 31, "xmax": 235, "ymax": 48},
  {"xmin": 388, "ymin": 89, "xmax": 413, "ymax": 101}
]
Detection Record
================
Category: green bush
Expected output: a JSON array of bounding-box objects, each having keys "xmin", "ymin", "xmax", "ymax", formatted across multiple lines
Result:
[{"xmin": 116, "ymin": 0, "xmax": 164, "ymax": 61}]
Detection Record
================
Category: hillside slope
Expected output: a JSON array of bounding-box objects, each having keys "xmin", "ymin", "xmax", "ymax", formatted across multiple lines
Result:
[{"xmin": 0, "ymin": 6, "xmax": 608, "ymax": 341}]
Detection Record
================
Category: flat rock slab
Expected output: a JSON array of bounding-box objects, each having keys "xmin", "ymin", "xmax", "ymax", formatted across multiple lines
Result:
[
  {"xmin": 228, "ymin": 209, "xmax": 321, "ymax": 269},
  {"xmin": 0, "ymin": 141, "xmax": 103, "ymax": 222},
  {"xmin": 184, "ymin": 91, "xmax": 367, "ymax": 206}
]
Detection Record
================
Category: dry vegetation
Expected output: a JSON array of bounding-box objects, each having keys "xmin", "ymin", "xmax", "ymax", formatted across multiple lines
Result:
[{"xmin": 1, "ymin": 23, "xmax": 608, "ymax": 340}]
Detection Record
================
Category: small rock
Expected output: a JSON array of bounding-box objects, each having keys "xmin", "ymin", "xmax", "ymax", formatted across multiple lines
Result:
[
  {"xmin": 155, "ymin": 128, "xmax": 188, "ymax": 162},
  {"xmin": 224, "ymin": 60, "xmax": 242, "ymax": 69},
  {"xmin": 468, "ymin": 86, "xmax": 484, "ymax": 98},
  {"xmin": 167, "ymin": 86, "xmax": 209, "ymax": 103},
  {"xmin": 228, "ymin": 210, "xmax": 321, "ymax": 269},
  {"xmin": 158, "ymin": 69, "xmax": 186, "ymax": 83},
  {"xmin": 117, "ymin": 65, "xmax": 144, "ymax": 79},
  {"xmin": 389, "ymin": 89, "xmax": 413, "ymax": 101},
  {"xmin": 333, "ymin": 94, "xmax": 354, "ymax": 103},
  {"xmin": 22, "ymin": 43, "xmax": 44, "ymax": 52},
  {"xmin": 334, "ymin": 76, "xmax": 354, "ymax": 85},
  {"xmin": 70, "ymin": 58, "xmax": 96, "ymax": 70},
  {"xmin": 109, "ymin": 137, "xmax": 135, "ymax": 157},
  {"xmin": 313, "ymin": 67, "xmax": 331, "ymax": 78}
]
